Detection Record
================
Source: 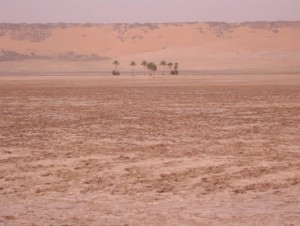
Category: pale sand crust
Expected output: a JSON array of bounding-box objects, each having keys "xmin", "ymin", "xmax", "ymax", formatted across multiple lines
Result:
[{"xmin": 0, "ymin": 75, "xmax": 299, "ymax": 225}]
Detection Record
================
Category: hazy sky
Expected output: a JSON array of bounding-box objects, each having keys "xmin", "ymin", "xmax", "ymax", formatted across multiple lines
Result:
[{"xmin": 0, "ymin": 0, "xmax": 299, "ymax": 23}]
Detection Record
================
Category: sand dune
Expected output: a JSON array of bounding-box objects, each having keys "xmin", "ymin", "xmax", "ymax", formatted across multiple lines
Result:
[{"xmin": 0, "ymin": 22, "xmax": 300, "ymax": 73}]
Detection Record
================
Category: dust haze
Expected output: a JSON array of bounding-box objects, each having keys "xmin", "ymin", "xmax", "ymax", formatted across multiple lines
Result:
[{"xmin": 0, "ymin": 21, "xmax": 300, "ymax": 226}]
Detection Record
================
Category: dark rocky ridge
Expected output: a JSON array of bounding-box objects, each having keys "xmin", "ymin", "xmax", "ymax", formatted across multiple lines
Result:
[{"xmin": 0, "ymin": 50, "xmax": 109, "ymax": 62}]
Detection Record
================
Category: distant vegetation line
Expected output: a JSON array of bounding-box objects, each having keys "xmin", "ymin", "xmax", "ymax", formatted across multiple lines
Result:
[
  {"xmin": 1, "ymin": 68, "xmax": 299, "ymax": 76},
  {"xmin": 112, "ymin": 60, "xmax": 179, "ymax": 76},
  {"xmin": 0, "ymin": 50, "xmax": 109, "ymax": 62}
]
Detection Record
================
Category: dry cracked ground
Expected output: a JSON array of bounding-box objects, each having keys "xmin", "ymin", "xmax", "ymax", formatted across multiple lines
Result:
[{"xmin": 0, "ymin": 74, "xmax": 299, "ymax": 225}]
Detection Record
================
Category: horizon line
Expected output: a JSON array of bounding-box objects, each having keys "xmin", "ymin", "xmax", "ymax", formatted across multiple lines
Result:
[{"xmin": 0, "ymin": 20, "xmax": 300, "ymax": 25}]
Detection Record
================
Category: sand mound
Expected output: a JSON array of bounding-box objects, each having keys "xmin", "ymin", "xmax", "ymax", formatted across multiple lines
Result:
[{"xmin": 0, "ymin": 22, "xmax": 300, "ymax": 73}]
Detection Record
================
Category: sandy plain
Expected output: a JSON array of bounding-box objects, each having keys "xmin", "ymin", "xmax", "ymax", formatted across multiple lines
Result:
[{"xmin": 0, "ymin": 74, "xmax": 299, "ymax": 225}]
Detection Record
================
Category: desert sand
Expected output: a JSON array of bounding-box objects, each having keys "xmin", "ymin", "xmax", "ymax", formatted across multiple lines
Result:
[
  {"xmin": 1, "ymin": 22, "xmax": 300, "ymax": 74},
  {"xmin": 0, "ymin": 21, "xmax": 300, "ymax": 225},
  {"xmin": 0, "ymin": 74, "xmax": 299, "ymax": 225}
]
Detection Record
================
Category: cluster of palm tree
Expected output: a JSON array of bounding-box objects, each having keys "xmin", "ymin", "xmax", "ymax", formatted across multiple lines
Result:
[
  {"xmin": 160, "ymin": 61, "xmax": 179, "ymax": 75},
  {"xmin": 112, "ymin": 60, "xmax": 179, "ymax": 76},
  {"xmin": 129, "ymin": 60, "xmax": 157, "ymax": 75}
]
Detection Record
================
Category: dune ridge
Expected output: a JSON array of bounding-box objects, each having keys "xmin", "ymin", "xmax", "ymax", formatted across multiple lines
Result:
[{"xmin": 0, "ymin": 22, "xmax": 300, "ymax": 73}]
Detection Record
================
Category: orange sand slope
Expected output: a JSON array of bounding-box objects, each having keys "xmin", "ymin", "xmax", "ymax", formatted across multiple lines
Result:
[{"xmin": 0, "ymin": 22, "xmax": 300, "ymax": 73}]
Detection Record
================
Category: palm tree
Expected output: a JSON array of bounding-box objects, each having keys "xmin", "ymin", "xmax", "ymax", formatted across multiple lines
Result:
[
  {"xmin": 130, "ymin": 61, "xmax": 136, "ymax": 75},
  {"xmin": 112, "ymin": 60, "xmax": 120, "ymax": 75},
  {"xmin": 113, "ymin": 60, "xmax": 119, "ymax": 70},
  {"xmin": 160, "ymin": 60, "xmax": 167, "ymax": 75},
  {"xmin": 174, "ymin": 62, "xmax": 179, "ymax": 71},
  {"xmin": 141, "ymin": 60, "xmax": 147, "ymax": 75},
  {"xmin": 167, "ymin": 62, "xmax": 173, "ymax": 75},
  {"xmin": 170, "ymin": 62, "xmax": 179, "ymax": 75},
  {"xmin": 146, "ymin": 62, "xmax": 157, "ymax": 76}
]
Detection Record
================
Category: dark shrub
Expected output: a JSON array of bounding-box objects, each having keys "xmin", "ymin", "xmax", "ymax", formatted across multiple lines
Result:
[
  {"xmin": 112, "ymin": 70, "xmax": 120, "ymax": 76},
  {"xmin": 171, "ymin": 70, "xmax": 179, "ymax": 75}
]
